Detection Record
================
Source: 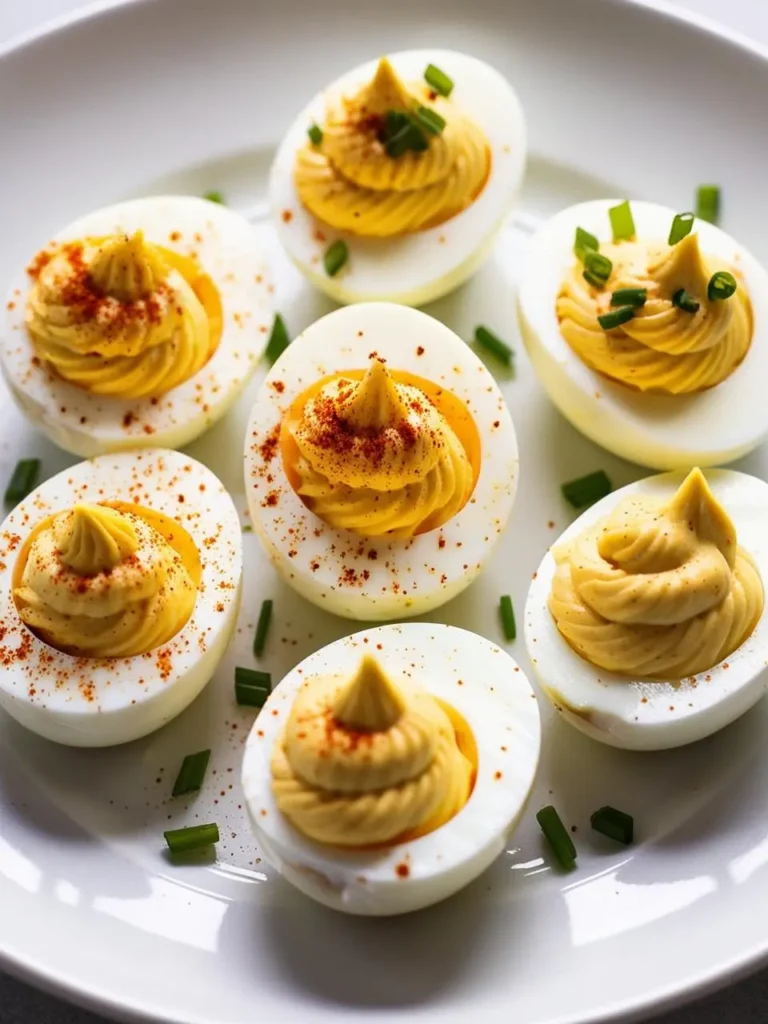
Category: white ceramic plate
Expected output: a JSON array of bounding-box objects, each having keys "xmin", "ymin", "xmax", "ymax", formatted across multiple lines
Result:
[{"xmin": 2, "ymin": 1, "xmax": 768, "ymax": 1022}]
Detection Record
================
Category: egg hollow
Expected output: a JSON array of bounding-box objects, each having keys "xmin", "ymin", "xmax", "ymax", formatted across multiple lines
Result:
[
  {"xmin": 244, "ymin": 302, "xmax": 518, "ymax": 620},
  {"xmin": 3, "ymin": 196, "xmax": 273, "ymax": 458},
  {"xmin": 525, "ymin": 469, "xmax": 768, "ymax": 751},
  {"xmin": 269, "ymin": 49, "xmax": 526, "ymax": 306},
  {"xmin": 241, "ymin": 622, "xmax": 541, "ymax": 916},
  {"xmin": 0, "ymin": 449, "xmax": 242, "ymax": 747},
  {"xmin": 517, "ymin": 200, "xmax": 768, "ymax": 469}
]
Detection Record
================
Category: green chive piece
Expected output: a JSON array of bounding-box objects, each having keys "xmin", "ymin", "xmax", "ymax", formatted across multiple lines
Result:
[
  {"xmin": 708, "ymin": 270, "xmax": 737, "ymax": 301},
  {"xmin": 672, "ymin": 288, "xmax": 700, "ymax": 314},
  {"xmin": 598, "ymin": 305, "xmax": 635, "ymax": 331},
  {"xmin": 242, "ymin": 524, "xmax": 253, "ymax": 533},
  {"xmin": 324, "ymin": 239, "xmax": 349, "ymax": 277},
  {"xmin": 235, "ymin": 666, "xmax": 272, "ymax": 708},
  {"xmin": 307, "ymin": 124, "xmax": 323, "ymax": 145},
  {"xmin": 172, "ymin": 749, "xmax": 211, "ymax": 798},
  {"xmin": 499, "ymin": 595, "xmax": 516, "ymax": 641},
  {"xmin": 164, "ymin": 823, "xmax": 220, "ymax": 854},
  {"xmin": 609, "ymin": 200, "xmax": 635, "ymax": 241},
  {"xmin": 203, "ymin": 191, "xmax": 224, "ymax": 204},
  {"xmin": 5, "ymin": 459, "xmax": 40, "ymax": 505},
  {"xmin": 264, "ymin": 313, "xmax": 290, "ymax": 365},
  {"xmin": 537, "ymin": 805, "xmax": 577, "ymax": 870},
  {"xmin": 591, "ymin": 805, "xmax": 634, "ymax": 845},
  {"xmin": 474, "ymin": 325, "xmax": 513, "ymax": 367},
  {"xmin": 253, "ymin": 599, "xmax": 273, "ymax": 658},
  {"xmin": 561, "ymin": 470, "xmax": 613, "ymax": 510},
  {"xmin": 583, "ymin": 251, "xmax": 612, "ymax": 287},
  {"xmin": 668, "ymin": 212, "xmax": 695, "ymax": 246},
  {"xmin": 414, "ymin": 105, "xmax": 446, "ymax": 135},
  {"xmin": 610, "ymin": 287, "xmax": 646, "ymax": 309},
  {"xmin": 424, "ymin": 63, "xmax": 454, "ymax": 97},
  {"xmin": 696, "ymin": 184, "xmax": 720, "ymax": 224},
  {"xmin": 574, "ymin": 226, "xmax": 599, "ymax": 263}
]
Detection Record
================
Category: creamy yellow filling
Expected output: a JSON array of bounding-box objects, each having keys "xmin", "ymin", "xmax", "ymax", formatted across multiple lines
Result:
[
  {"xmin": 557, "ymin": 233, "xmax": 752, "ymax": 394},
  {"xmin": 549, "ymin": 469, "xmax": 763, "ymax": 678}
]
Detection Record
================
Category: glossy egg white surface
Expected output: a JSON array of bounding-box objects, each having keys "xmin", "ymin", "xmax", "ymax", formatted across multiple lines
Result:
[
  {"xmin": 525, "ymin": 469, "xmax": 768, "ymax": 751},
  {"xmin": 2, "ymin": 196, "xmax": 273, "ymax": 458},
  {"xmin": 269, "ymin": 49, "xmax": 526, "ymax": 306},
  {"xmin": 0, "ymin": 449, "xmax": 242, "ymax": 747},
  {"xmin": 242, "ymin": 622, "xmax": 541, "ymax": 916},
  {"xmin": 517, "ymin": 200, "xmax": 768, "ymax": 470},
  {"xmin": 244, "ymin": 302, "xmax": 518, "ymax": 620}
]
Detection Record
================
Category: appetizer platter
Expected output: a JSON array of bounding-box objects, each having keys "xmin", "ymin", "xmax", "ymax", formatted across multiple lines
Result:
[{"xmin": 3, "ymin": 2, "xmax": 768, "ymax": 1023}]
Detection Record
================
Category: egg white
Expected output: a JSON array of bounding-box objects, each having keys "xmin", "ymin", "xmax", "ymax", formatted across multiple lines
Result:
[
  {"xmin": 244, "ymin": 302, "xmax": 518, "ymax": 620},
  {"xmin": 269, "ymin": 49, "xmax": 526, "ymax": 306},
  {"xmin": 2, "ymin": 196, "xmax": 273, "ymax": 458},
  {"xmin": 525, "ymin": 469, "xmax": 768, "ymax": 751},
  {"xmin": 242, "ymin": 622, "xmax": 540, "ymax": 916},
  {"xmin": 517, "ymin": 199, "xmax": 768, "ymax": 470},
  {"xmin": 0, "ymin": 448, "xmax": 241, "ymax": 747}
]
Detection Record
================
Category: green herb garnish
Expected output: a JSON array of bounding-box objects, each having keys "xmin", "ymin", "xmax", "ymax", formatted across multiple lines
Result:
[
  {"xmin": 164, "ymin": 823, "xmax": 220, "ymax": 854},
  {"xmin": 609, "ymin": 200, "xmax": 635, "ymax": 241},
  {"xmin": 172, "ymin": 750, "xmax": 211, "ymax": 798},
  {"xmin": 499, "ymin": 595, "xmax": 516, "ymax": 641},
  {"xmin": 591, "ymin": 805, "xmax": 634, "ymax": 845},
  {"xmin": 424, "ymin": 63, "xmax": 453, "ymax": 97},
  {"xmin": 537, "ymin": 805, "xmax": 577, "ymax": 870},
  {"xmin": 668, "ymin": 212, "xmax": 694, "ymax": 246},
  {"xmin": 253, "ymin": 599, "xmax": 273, "ymax": 658},
  {"xmin": 5, "ymin": 459, "xmax": 40, "ymax": 505},
  {"xmin": 696, "ymin": 184, "xmax": 720, "ymax": 224},
  {"xmin": 324, "ymin": 240, "xmax": 349, "ymax": 277},
  {"xmin": 561, "ymin": 470, "xmax": 613, "ymax": 509}
]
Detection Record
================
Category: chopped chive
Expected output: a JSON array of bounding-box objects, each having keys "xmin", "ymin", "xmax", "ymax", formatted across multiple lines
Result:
[
  {"xmin": 164, "ymin": 823, "xmax": 219, "ymax": 854},
  {"xmin": 203, "ymin": 191, "xmax": 224, "ymax": 204},
  {"xmin": 384, "ymin": 112, "xmax": 429, "ymax": 157},
  {"xmin": 583, "ymin": 250, "xmax": 612, "ymax": 288},
  {"xmin": 696, "ymin": 184, "xmax": 720, "ymax": 224},
  {"xmin": 172, "ymin": 749, "xmax": 211, "ymax": 798},
  {"xmin": 672, "ymin": 288, "xmax": 700, "ymax": 314},
  {"xmin": 424, "ymin": 63, "xmax": 454, "ymax": 97},
  {"xmin": 609, "ymin": 200, "xmax": 635, "ymax": 241},
  {"xmin": 324, "ymin": 239, "xmax": 349, "ymax": 277},
  {"xmin": 574, "ymin": 226, "xmax": 599, "ymax": 263},
  {"xmin": 474, "ymin": 325, "xmax": 513, "ymax": 367},
  {"xmin": 610, "ymin": 287, "xmax": 646, "ymax": 308},
  {"xmin": 536, "ymin": 805, "xmax": 577, "ymax": 870},
  {"xmin": 235, "ymin": 666, "xmax": 272, "ymax": 707},
  {"xmin": 414, "ymin": 105, "xmax": 446, "ymax": 135},
  {"xmin": 264, "ymin": 313, "xmax": 290, "ymax": 365},
  {"xmin": 5, "ymin": 459, "xmax": 40, "ymax": 505},
  {"xmin": 307, "ymin": 124, "xmax": 323, "ymax": 145},
  {"xmin": 253, "ymin": 599, "xmax": 273, "ymax": 657},
  {"xmin": 561, "ymin": 470, "xmax": 613, "ymax": 509},
  {"xmin": 668, "ymin": 212, "xmax": 694, "ymax": 246},
  {"xmin": 708, "ymin": 270, "xmax": 737, "ymax": 301},
  {"xmin": 591, "ymin": 805, "xmax": 634, "ymax": 845},
  {"xmin": 598, "ymin": 305, "xmax": 635, "ymax": 331},
  {"xmin": 499, "ymin": 595, "xmax": 516, "ymax": 641},
  {"xmin": 242, "ymin": 523, "xmax": 253, "ymax": 533}
]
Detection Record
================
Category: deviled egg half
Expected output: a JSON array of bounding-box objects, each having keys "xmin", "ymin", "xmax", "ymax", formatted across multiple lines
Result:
[
  {"xmin": 244, "ymin": 302, "xmax": 518, "ymax": 620},
  {"xmin": 518, "ymin": 199, "xmax": 768, "ymax": 469},
  {"xmin": 525, "ymin": 468, "xmax": 768, "ymax": 751},
  {"xmin": 0, "ymin": 449, "xmax": 241, "ymax": 746},
  {"xmin": 270, "ymin": 50, "xmax": 526, "ymax": 306},
  {"xmin": 242, "ymin": 622, "xmax": 540, "ymax": 916},
  {"xmin": 3, "ymin": 196, "xmax": 272, "ymax": 457}
]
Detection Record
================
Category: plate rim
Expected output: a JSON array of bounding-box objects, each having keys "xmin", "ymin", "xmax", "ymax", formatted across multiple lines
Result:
[{"xmin": 2, "ymin": 0, "xmax": 768, "ymax": 1021}]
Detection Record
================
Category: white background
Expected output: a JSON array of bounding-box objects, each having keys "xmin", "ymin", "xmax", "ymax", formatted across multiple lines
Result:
[{"xmin": 1, "ymin": 1, "xmax": 768, "ymax": 1022}]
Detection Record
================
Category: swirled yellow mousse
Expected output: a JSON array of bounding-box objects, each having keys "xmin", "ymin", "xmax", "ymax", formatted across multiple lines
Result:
[
  {"xmin": 13, "ymin": 502, "xmax": 201, "ymax": 658},
  {"xmin": 557, "ymin": 232, "xmax": 752, "ymax": 394},
  {"xmin": 279, "ymin": 357, "xmax": 480, "ymax": 537},
  {"xmin": 25, "ymin": 230, "xmax": 223, "ymax": 399},
  {"xmin": 294, "ymin": 57, "xmax": 491, "ymax": 237},
  {"xmin": 549, "ymin": 469, "xmax": 764, "ymax": 679},
  {"xmin": 271, "ymin": 654, "xmax": 475, "ymax": 847}
]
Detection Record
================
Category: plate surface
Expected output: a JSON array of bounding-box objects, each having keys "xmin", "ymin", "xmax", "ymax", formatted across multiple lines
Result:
[{"xmin": 3, "ymin": 1, "xmax": 768, "ymax": 1022}]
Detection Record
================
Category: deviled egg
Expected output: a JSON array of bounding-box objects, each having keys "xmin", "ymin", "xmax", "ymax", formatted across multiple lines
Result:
[
  {"xmin": 517, "ymin": 199, "xmax": 768, "ymax": 469},
  {"xmin": 3, "ymin": 196, "xmax": 272, "ymax": 457},
  {"xmin": 0, "ymin": 448, "xmax": 241, "ymax": 746},
  {"xmin": 244, "ymin": 302, "xmax": 517, "ymax": 620},
  {"xmin": 270, "ymin": 50, "xmax": 526, "ymax": 306},
  {"xmin": 525, "ymin": 468, "xmax": 768, "ymax": 751},
  {"xmin": 242, "ymin": 622, "xmax": 540, "ymax": 916}
]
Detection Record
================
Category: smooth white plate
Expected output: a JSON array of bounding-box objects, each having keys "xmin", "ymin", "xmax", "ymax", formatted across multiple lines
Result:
[{"xmin": 3, "ymin": 1, "xmax": 768, "ymax": 1023}]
